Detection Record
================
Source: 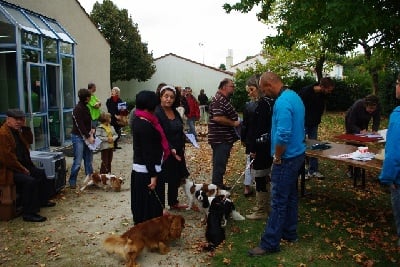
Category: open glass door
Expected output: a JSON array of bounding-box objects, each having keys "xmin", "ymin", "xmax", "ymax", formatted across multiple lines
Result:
[
  {"xmin": 26, "ymin": 63, "xmax": 49, "ymax": 150},
  {"xmin": 46, "ymin": 64, "xmax": 62, "ymax": 146}
]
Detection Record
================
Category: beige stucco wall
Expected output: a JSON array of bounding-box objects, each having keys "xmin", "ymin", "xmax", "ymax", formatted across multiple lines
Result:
[
  {"xmin": 115, "ymin": 54, "xmax": 233, "ymax": 103},
  {"xmin": 7, "ymin": 0, "xmax": 111, "ymax": 108}
]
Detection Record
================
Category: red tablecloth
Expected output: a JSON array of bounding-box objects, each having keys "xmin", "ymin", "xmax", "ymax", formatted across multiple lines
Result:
[{"xmin": 334, "ymin": 134, "xmax": 382, "ymax": 143}]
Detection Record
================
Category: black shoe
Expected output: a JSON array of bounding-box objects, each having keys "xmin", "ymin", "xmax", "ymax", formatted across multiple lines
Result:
[
  {"xmin": 244, "ymin": 190, "xmax": 254, "ymax": 197},
  {"xmin": 23, "ymin": 213, "xmax": 47, "ymax": 222},
  {"xmin": 248, "ymin": 246, "xmax": 280, "ymax": 256},
  {"xmin": 41, "ymin": 201, "xmax": 56, "ymax": 208},
  {"xmin": 115, "ymin": 146, "xmax": 122, "ymax": 149},
  {"xmin": 218, "ymin": 184, "xmax": 231, "ymax": 190},
  {"xmin": 282, "ymin": 238, "xmax": 298, "ymax": 243}
]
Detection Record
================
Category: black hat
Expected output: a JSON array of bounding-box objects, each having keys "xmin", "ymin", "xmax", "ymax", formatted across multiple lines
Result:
[{"xmin": 6, "ymin": 109, "xmax": 25, "ymax": 118}]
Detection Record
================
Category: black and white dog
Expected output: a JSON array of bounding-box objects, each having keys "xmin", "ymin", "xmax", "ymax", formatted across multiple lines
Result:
[
  {"xmin": 204, "ymin": 195, "xmax": 226, "ymax": 251},
  {"xmin": 195, "ymin": 189, "xmax": 245, "ymax": 225}
]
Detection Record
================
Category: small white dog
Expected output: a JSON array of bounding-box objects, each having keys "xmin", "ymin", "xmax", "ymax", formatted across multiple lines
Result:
[
  {"xmin": 183, "ymin": 178, "xmax": 217, "ymax": 210},
  {"xmin": 80, "ymin": 173, "xmax": 125, "ymax": 192}
]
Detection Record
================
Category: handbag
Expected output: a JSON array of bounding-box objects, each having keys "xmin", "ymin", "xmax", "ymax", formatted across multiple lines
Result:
[{"xmin": 72, "ymin": 112, "xmax": 101, "ymax": 151}]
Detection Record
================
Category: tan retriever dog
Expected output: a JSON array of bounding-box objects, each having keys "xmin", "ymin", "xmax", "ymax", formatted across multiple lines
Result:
[{"xmin": 103, "ymin": 214, "xmax": 185, "ymax": 267}]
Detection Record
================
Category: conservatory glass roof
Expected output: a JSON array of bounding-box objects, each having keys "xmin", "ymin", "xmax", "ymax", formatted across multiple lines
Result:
[{"xmin": 0, "ymin": 0, "xmax": 75, "ymax": 44}]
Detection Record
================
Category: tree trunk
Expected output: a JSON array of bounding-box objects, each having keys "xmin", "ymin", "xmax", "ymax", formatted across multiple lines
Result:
[
  {"xmin": 315, "ymin": 54, "xmax": 325, "ymax": 82},
  {"xmin": 361, "ymin": 41, "xmax": 379, "ymax": 95}
]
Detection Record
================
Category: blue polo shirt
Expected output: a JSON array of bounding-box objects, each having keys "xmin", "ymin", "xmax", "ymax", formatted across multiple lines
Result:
[{"xmin": 271, "ymin": 89, "xmax": 306, "ymax": 158}]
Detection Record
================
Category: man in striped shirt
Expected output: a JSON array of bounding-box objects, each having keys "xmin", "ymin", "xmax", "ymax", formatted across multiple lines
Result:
[{"xmin": 208, "ymin": 78, "xmax": 240, "ymax": 190}]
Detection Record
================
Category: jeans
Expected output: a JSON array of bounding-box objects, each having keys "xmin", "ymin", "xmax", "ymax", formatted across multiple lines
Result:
[
  {"xmin": 211, "ymin": 142, "xmax": 233, "ymax": 186},
  {"xmin": 187, "ymin": 118, "xmax": 197, "ymax": 139},
  {"xmin": 305, "ymin": 125, "xmax": 318, "ymax": 174},
  {"xmin": 391, "ymin": 185, "xmax": 400, "ymax": 237},
  {"xmin": 69, "ymin": 133, "xmax": 93, "ymax": 186},
  {"xmin": 259, "ymin": 153, "xmax": 305, "ymax": 251}
]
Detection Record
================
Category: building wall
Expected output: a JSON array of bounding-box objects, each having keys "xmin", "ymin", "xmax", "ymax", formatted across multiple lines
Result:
[
  {"xmin": 115, "ymin": 54, "xmax": 233, "ymax": 102},
  {"xmin": 7, "ymin": 0, "xmax": 111, "ymax": 108}
]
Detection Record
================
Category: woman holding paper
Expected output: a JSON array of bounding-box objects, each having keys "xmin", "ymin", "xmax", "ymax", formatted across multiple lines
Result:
[
  {"xmin": 155, "ymin": 85, "xmax": 190, "ymax": 210},
  {"xmin": 106, "ymin": 87, "xmax": 126, "ymax": 149}
]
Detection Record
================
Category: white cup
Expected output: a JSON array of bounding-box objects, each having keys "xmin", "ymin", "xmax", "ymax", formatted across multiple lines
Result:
[{"xmin": 358, "ymin": 147, "xmax": 368, "ymax": 153}]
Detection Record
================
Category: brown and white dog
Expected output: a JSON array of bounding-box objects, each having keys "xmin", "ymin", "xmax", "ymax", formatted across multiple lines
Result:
[
  {"xmin": 103, "ymin": 214, "xmax": 185, "ymax": 267},
  {"xmin": 80, "ymin": 173, "xmax": 125, "ymax": 192},
  {"xmin": 183, "ymin": 178, "xmax": 218, "ymax": 210}
]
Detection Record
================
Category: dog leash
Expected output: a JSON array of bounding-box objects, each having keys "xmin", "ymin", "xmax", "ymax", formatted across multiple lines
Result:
[
  {"xmin": 229, "ymin": 158, "xmax": 254, "ymax": 192},
  {"xmin": 150, "ymin": 189, "xmax": 165, "ymax": 210}
]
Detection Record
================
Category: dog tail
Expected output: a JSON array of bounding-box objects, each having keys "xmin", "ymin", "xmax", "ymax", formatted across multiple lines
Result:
[
  {"xmin": 103, "ymin": 235, "xmax": 128, "ymax": 259},
  {"xmin": 231, "ymin": 210, "xmax": 245, "ymax": 221}
]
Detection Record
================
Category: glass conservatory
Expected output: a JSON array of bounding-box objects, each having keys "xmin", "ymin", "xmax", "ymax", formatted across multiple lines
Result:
[{"xmin": 0, "ymin": 0, "xmax": 76, "ymax": 150}]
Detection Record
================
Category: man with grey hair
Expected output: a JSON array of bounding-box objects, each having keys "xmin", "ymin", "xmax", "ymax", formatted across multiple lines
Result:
[{"xmin": 208, "ymin": 78, "xmax": 240, "ymax": 190}]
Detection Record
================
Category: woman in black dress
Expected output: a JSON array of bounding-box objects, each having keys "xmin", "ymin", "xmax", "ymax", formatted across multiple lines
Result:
[
  {"xmin": 131, "ymin": 91, "xmax": 170, "ymax": 224},
  {"xmin": 155, "ymin": 85, "xmax": 190, "ymax": 210}
]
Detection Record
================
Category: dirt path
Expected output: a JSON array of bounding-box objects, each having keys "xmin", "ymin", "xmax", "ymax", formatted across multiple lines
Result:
[{"xmin": 0, "ymin": 135, "xmax": 213, "ymax": 267}]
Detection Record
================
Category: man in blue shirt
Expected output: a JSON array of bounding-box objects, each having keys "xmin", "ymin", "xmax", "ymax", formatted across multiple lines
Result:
[
  {"xmin": 379, "ymin": 74, "xmax": 400, "ymax": 247},
  {"xmin": 248, "ymin": 72, "xmax": 306, "ymax": 256}
]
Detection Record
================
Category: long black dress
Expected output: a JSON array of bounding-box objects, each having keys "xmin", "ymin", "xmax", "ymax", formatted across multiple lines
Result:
[{"xmin": 131, "ymin": 116, "xmax": 164, "ymax": 224}]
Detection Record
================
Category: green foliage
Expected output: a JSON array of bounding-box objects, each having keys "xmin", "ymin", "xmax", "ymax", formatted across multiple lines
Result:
[
  {"xmin": 231, "ymin": 68, "xmax": 261, "ymax": 112},
  {"xmin": 90, "ymin": 0, "xmax": 155, "ymax": 83},
  {"xmin": 223, "ymin": 0, "xmax": 400, "ymax": 94},
  {"xmin": 326, "ymin": 79, "xmax": 370, "ymax": 111},
  {"xmin": 231, "ymin": 73, "xmax": 399, "ymax": 114},
  {"xmin": 289, "ymin": 76, "xmax": 317, "ymax": 93}
]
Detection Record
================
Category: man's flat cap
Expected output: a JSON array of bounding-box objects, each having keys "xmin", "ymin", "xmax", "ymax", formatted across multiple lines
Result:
[{"xmin": 6, "ymin": 109, "xmax": 26, "ymax": 118}]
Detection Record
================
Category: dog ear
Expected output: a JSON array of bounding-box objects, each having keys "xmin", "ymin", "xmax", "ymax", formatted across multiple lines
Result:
[
  {"xmin": 169, "ymin": 215, "xmax": 184, "ymax": 239},
  {"xmin": 207, "ymin": 189, "xmax": 216, "ymax": 196}
]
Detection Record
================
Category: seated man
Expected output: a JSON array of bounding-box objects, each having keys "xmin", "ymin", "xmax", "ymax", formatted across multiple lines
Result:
[{"xmin": 0, "ymin": 109, "xmax": 55, "ymax": 222}]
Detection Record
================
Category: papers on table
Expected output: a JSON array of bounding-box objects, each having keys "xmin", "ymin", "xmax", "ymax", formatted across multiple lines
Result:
[
  {"xmin": 355, "ymin": 133, "xmax": 382, "ymax": 139},
  {"xmin": 331, "ymin": 151, "xmax": 375, "ymax": 161}
]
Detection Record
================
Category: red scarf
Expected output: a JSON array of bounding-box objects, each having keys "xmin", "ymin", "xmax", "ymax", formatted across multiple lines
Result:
[{"xmin": 135, "ymin": 109, "xmax": 170, "ymax": 160}]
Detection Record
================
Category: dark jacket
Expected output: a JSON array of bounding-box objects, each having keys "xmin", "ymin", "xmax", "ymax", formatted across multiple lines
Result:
[
  {"xmin": 198, "ymin": 93, "xmax": 209, "ymax": 106},
  {"xmin": 299, "ymin": 83, "xmax": 326, "ymax": 127},
  {"xmin": 132, "ymin": 116, "xmax": 163, "ymax": 177},
  {"xmin": 0, "ymin": 124, "xmax": 32, "ymax": 185},
  {"xmin": 154, "ymin": 106, "xmax": 185, "ymax": 151},
  {"xmin": 249, "ymin": 97, "xmax": 274, "ymax": 170},
  {"xmin": 345, "ymin": 99, "xmax": 381, "ymax": 134},
  {"xmin": 240, "ymin": 101, "xmax": 258, "ymax": 154},
  {"xmin": 106, "ymin": 97, "xmax": 123, "ymax": 127},
  {"xmin": 72, "ymin": 101, "xmax": 92, "ymax": 138}
]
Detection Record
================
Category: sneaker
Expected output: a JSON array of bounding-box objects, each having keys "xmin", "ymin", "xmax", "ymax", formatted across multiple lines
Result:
[
  {"xmin": 305, "ymin": 172, "xmax": 312, "ymax": 180},
  {"xmin": 312, "ymin": 172, "xmax": 325, "ymax": 180}
]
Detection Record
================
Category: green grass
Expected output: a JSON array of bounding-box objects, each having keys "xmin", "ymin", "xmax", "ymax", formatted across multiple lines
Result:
[{"xmin": 210, "ymin": 112, "xmax": 397, "ymax": 267}]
